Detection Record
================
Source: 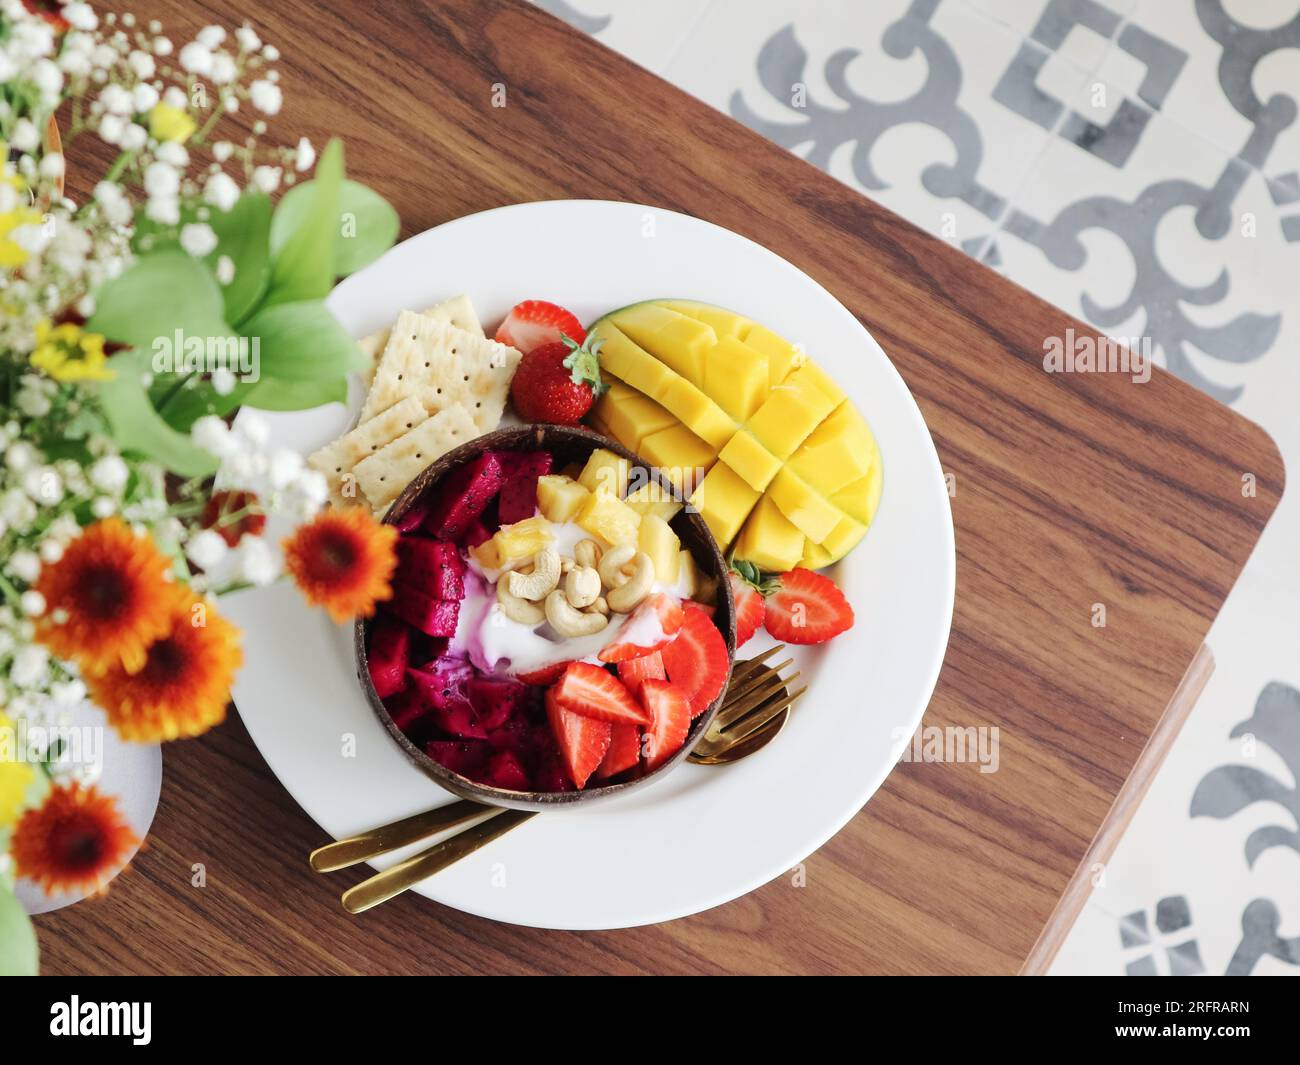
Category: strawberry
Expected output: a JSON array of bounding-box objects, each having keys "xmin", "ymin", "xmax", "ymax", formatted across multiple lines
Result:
[
  {"xmin": 639, "ymin": 680, "xmax": 691, "ymax": 770},
  {"xmin": 509, "ymin": 333, "xmax": 606, "ymax": 425},
  {"xmin": 494, "ymin": 299, "xmax": 586, "ymax": 353},
  {"xmin": 551, "ymin": 662, "xmax": 650, "ymax": 725},
  {"xmin": 728, "ymin": 559, "xmax": 775, "ymax": 648},
  {"xmin": 763, "ymin": 567, "xmax": 854, "ymax": 645},
  {"xmin": 616, "ymin": 649, "xmax": 665, "ymax": 694},
  {"xmin": 514, "ymin": 659, "xmax": 573, "ymax": 686},
  {"xmin": 595, "ymin": 722, "xmax": 642, "ymax": 779},
  {"xmin": 545, "ymin": 687, "xmax": 611, "ymax": 789},
  {"xmin": 659, "ymin": 606, "xmax": 729, "ymax": 718},
  {"xmin": 597, "ymin": 594, "xmax": 684, "ymax": 663}
]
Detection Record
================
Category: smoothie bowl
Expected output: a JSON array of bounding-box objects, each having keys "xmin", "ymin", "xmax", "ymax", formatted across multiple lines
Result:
[{"xmin": 355, "ymin": 425, "xmax": 737, "ymax": 810}]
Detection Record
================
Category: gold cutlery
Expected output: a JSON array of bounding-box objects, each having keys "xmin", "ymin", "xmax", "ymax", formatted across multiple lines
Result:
[{"xmin": 313, "ymin": 647, "xmax": 802, "ymax": 913}]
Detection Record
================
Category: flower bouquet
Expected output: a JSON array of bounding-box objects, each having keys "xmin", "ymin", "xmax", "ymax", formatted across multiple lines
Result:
[{"xmin": 0, "ymin": 2, "xmax": 402, "ymax": 973}]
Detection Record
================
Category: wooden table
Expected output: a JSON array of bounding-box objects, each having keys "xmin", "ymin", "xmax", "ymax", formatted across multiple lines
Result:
[{"xmin": 39, "ymin": 0, "xmax": 1283, "ymax": 975}]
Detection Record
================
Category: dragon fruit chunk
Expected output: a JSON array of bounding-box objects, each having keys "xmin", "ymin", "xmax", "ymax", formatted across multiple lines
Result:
[
  {"xmin": 423, "ymin": 452, "xmax": 505, "ymax": 541},
  {"xmin": 496, "ymin": 451, "xmax": 554, "ymax": 525},
  {"xmin": 396, "ymin": 537, "xmax": 465, "ymax": 600},
  {"xmin": 467, "ymin": 675, "xmax": 529, "ymax": 732},
  {"xmin": 407, "ymin": 661, "xmax": 486, "ymax": 739},
  {"xmin": 485, "ymin": 750, "xmax": 530, "ymax": 790},
  {"xmin": 384, "ymin": 584, "xmax": 460, "ymax": 637},
  {"xmin": 366, "ymin": 615, "xmax": 410, "ymax": 699},
  {"xmin": 426, "ymin": 739, "xmax": 491, "ymax": 780}
]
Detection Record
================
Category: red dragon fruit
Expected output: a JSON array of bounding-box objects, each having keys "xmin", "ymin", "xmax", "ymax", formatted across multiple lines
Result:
[
  {"xmin": 366, "ymin": 615, "xmax": 410, "ymax": 699},
  {"xmin": 384, "ymin": 584, "xmax": 460, "ymax": 637},
  {"xmin": 423, "ymin": 452, "xmax": 505, "ymax": 542},
  {"xmin": 495, "ymin": 451, "xmax": 554, "ymax": 525},
  {"xmin": 395, "ymin": 537, "xmax": 464, "ymax": 600}
]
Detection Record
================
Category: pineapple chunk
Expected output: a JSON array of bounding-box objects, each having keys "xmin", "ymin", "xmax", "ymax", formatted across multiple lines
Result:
[
  {"xmin": 677, "ymin": 548, "xmax": 700, "ymax": 598},
  {"xmin": 705, "ymin": 336, "xmax": 769, "ymax": 422},
  {"xmin": 689, "ymin": 462, "xmax": 760, "ymax": 547},
  {"xmin": 743, "ymin": 322, "xmax": 801, "ymax": 388},
  {"xmin": 658, "ymin": 376, "xmax": 735, "ymax": 448},
  {"xmin": 746, "ymin": 375, "xmax": 836, "ymax": 459},
  {"xmin": 638, "ymin": 514, "xmax": 681, "ymax": 585},
  {"xmin": 787, "ymin": 399, "xmax": 873, "ymax": 496},
  {"xmin": 591, "ymin": 322, "xmax": 678, "ymax": 402},
  {"xmin": 717, "ymin": 431, "xmax": 781, "ymax": 492},
  {"xmin": 638, "ymin": 424, "xmax": 715, "ymax": 494},
  {"xmin": 491, "ymin": 516, "xmax": 554, "ymax": 567},
  {"xmin": 593, "ymin": 379, "xmax": 676, "ymax": 450},
  {"xmin": 625, "ymin": 480, "xmax": 683, "ymax": 522},
  {"xmin": 576, "ymin": 488, "xmax": 641, "ymax": 547},
  {"xmin": 611, "ymin": 303, "xmax": 714, "ymax": 385},
  {"xmin": 578, "ymin": 448, "xmax": 631, "ymax": 497},
  {"xmin": 767, "ymin": 467, "xmax": 842, "ymax": 543},
  {"xmin": 471, "ymin": 539, "xmax": 502, "ymax": 570},
  {"xmin": 536, "ymin": 474, "xmax": 590, "ymax": 524},
  {"xmin": 734, "ymin": 495, "xmax": 806, "ymax": 573}
]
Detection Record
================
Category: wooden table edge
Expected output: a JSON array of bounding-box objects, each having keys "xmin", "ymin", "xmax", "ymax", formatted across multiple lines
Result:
[{"xmin": 1019, "ymin": 642, "xmax": 1216, "ymax": 975}]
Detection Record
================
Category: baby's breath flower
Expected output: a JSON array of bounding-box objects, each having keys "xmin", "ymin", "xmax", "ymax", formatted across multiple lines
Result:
[
  {"xmin": 180, "ymin": 222, "xmax": 218, "ymax": 258},
  {"xmin": 249, "ymin": 79, "xmax": 282, "ymax": 115}
]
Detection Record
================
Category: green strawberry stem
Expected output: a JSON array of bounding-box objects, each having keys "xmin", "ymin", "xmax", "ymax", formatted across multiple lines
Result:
[{"xmin": 560, "ymin": 333, "xmax": 609, "ymax": 396}]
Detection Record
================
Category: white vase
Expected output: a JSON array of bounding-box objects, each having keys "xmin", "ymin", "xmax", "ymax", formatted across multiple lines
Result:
[{"xmin": 15, "ymin": 702, "xmax": 162, "ymax": 916}]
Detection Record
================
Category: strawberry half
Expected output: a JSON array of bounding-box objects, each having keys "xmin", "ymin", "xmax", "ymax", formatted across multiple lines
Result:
[
  {"xmin": 728, "ymin": 559, "xmax": 775, "ymax": 648},
  {"xmin": 509, "ymin": 333, "xmax": 606, "ymax": 425},
  {"xmin": 551, "ymin": 662, "xmax": 650, "ymax": 725},
  {"xmin": 659, "ymin": 606, "xmax": 729, "ymax": 718},
  {"xmin": 595, "ymin": 722, "xmax": 642, "ymax": 779},
  {"xmin": 545, "ymin": 687, "xmax": 611, "ymax": 789},
  {"xmin": 617, "ymin": 649, "xmax": 665, "ymax": 694},
  {"xmin": 494, "ymin": 299, "xmax": 586, "ymax": 353},
  {"xmin": 763, "ymin": 567, "xmax": 854, "ymax": 645},
  {"xmin": 597, "ymin": 594, "xmax": 685, "ymax": 663},
  {"xmin": 639, "ymin": 680, "xmax": 691, "ymax": 770},
  {"xmin": 514, "ymin": 659, "xmax": 573, "ymax": 686}
]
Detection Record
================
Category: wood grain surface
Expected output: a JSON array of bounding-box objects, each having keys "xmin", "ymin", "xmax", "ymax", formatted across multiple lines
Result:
[{"xmin": 38, "ymin": 0, "xmax": 1284, "ymax": 975}]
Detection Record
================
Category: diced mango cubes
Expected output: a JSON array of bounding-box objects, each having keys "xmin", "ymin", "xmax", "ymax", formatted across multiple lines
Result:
[
  {"xmin": 592, "ymin": 379, "xmax": 676, "ymax": 450},
  {"xmin": 657, "ymin": 376, "xmax": 735, "ymax": 448},
  {"xmin": 536, "ymin": 474, "xmax": 590, "ymax": 524},
  {"xmin": 787, "ymin": 400, "xmax": 873, "ymax": 496},
  {"xmin": 638, "ymin": 424, "xmax": 715, "ymax": 493},
  {"xmin": 576, "ymin": 488, "xmax": 640, "ymax": 548},
  {"xmin": 689, "ymin": 463, "xmax": 759, "ymax": 547},
  {"xmin": 578, "ymin": 447, "xmax": 631, "ymax": 497},
  {"xmin": 768, "ymin": 467, "xmax": 842, "ymax": 543},
  {"xmin": 609, "ymin": 303, "xmax": 713, "ymax": 386},
  {"xmin": 705, "ymin": 336, "xmax": 769, "ymax": 422},
  {"xmin": 747, "ymin": 376, "xmax": 836, "ymax": 459},
  {"xmin": 734, "ymin": 495, "xmax": 806, "ymax": 573},
  {"xmin": 638, "ymin": 514, "xmax": 681, "ymax": 585},
  {"xmin": 717, "ymin": 431, "xmax": 781, "ymax": 492}
]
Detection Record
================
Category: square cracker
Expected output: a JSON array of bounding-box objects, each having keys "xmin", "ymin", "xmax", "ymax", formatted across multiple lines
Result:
[
  {"xmin": 353, "ymin": 403, "xmax": 478, "ymax": 511},
  {"xmin": 359, "ymin": 311, "xmax": 521, "ymax": 429},
  {"xmin": 307, "ymin": 395, "xmax": 426, "ymax": 506},
  {"xmin": 358, "ymin": 295, "xmax": 483, "ymax": 390}
]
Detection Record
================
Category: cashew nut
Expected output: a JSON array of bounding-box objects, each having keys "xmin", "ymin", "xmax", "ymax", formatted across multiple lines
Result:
[
  {"xmin": 591, "ymin": 595, "xmax": 609, "ymax": 615},
  {"xmin": 497, "ymin": 579, "xmax": 545, "ymax": 625},
  {"xmin": 605, "ymin": 551, "xmax": 654, "ymax": 613},
  {"xmin": 597, "ymin": 544, "xmax": 637, "ymax": 589},
  {"xmin": 564, "ymin": 564, "xmax": 602, "ymax": 609},
  {"xmin": 505, "ymin": 546, "xmax": 560, "ymax": 601},
  {"xmin": 545, "ymin": 589, "xmax": 609, "ymax": 637},
  {"xmin": 573, "ymin": 538, "xmax": 603, "ymax": 571}
]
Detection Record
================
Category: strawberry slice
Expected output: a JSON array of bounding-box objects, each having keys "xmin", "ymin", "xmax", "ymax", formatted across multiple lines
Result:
[
  {"xmin": 617, "ymin": 649, "xmax": 665, "ymax": 694},
  {"xmin": 514, "ymin": 659, "xmax": 573, "ymax": 686},
  {"xmin": 659, "ymin": 607, "xmax": 729, "ymax": 718},
  {"xmin": 545, "ymin": 687, "xmax": 611, "ymax": 789},
  {"xmin": 494, "ymin": 299, "xmax": 586, "ymax": 354},
  {"xmin": 595, "ymin": 722, "xmax": 642, "ymax": 779},
  {"xmin": 597, "ymin": 594, "xmax": 684, "ymax": 663},
  {"xmin": 551, "ymin": 661, "xmax": 650, "ymax": 725},
  {"xmin": 729, "ymin": 572, "xmax": 766, "ymax": 648},
  {"xmin": 640, "ymin": 680, "xmax": 691, "ymax": 770},
  {"xmin": 763, "ymin": 567, "xmax": 854, "ymax": 645}
]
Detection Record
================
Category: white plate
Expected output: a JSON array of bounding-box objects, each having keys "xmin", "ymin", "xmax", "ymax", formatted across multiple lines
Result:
[{"xmin": 225, "ymin": 200, "xmax": 954, "ymax": 930}]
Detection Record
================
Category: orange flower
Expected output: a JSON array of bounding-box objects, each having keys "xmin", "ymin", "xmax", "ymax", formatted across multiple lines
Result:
[
  {"xmin": 87, "ymin": 594, "xmax": 242, "ymax": 742},
  {"xmin": 282, "ymin": 508, "xmax": 397, "ymax": 623},
  {"xmin": 12, "ymin": 782, "xmax": 139, "ymax": 897},
  {"xmin": 34, "ymin": 517, "xmax": 186, "ymax": 675}
]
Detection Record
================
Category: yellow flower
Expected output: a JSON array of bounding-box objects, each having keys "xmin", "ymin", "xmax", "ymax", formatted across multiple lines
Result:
[
  {"xmin": 30, "ymin": 319, "xmax": 115, "ymax": 382},
  {"xmin": 0, "ymin": 174, "xmax": 42, "ymax": 267},
  {"xmin": 0, "ymin": 711, "xmax": 35, "ymax": 829},
  {"xmin": 148, "ymin": 103, "xmax": 196, "ymax": 143}
]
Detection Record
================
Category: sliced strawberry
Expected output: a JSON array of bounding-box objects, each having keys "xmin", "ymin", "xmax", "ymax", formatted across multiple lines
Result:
[
  {"xmin": 595, "ymin": 722, "xmax": 642, "ymax": 779},
  {"xmin": 683, "ymin": 599, "xmax": 715, "ymax": 618},
  {"xmin": 545, "ymin": 686, "xmax": 612, "ymax": 789},
  {"xmin": 513, "ymin": 659, "xmax": 573, "ymax": 686},
  {"xmin": 617, "ymin": 649, "xmax": 666, "ymax": 694},
  {"xmin": 764, "ymin": 567, "xmax": 854, "ymax": 645},
  {"xmin": 640, "ymin": 680, "xmax": 691, "ymax": 770},
  {"xmin": 730, "ymin": 575, "xmax": 765, "ymax": 648},
  {"xmin": 494, "ymin": 299, "xmax": 586, "ymax": 353},
  {"xmin": 551, "ymin": 662, "xmax": 650, "ymax": 725},
  {"xmin": 659, "ymin": 607, "xmax": 729, "ymax": 718},
  {"xmin": 597, "ymin": 594, "xmax": 685, "ymax": 663}
]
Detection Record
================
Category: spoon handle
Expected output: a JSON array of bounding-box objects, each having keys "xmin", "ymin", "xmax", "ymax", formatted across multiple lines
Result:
[
  {"xmin": 342, "ymin": 809, "xmax": 537, "ymax": 914},
  {"xmin": 309, "ymin": 799, "xmax": 494, "ymax": 872}
]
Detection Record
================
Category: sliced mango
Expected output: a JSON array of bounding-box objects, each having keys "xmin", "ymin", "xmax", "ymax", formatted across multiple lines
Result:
[
  {"xmin": 663, "ymin": 300, "xmax": 752, "ymax": 340},
  {"xmin": 734, "ymin": 494, "xmax": 806, "ymax": 573},
  {"xmin": 742, "ymin": 322, "xmax": 801, "ymax": 388},
  {"xmin": 609, "ymin": 303, "xmax": 714, "ymax": 386},
  {"xmin": 717, "ymin": 430, "xmax": 781, "ymax": 492},
  {"xmin": 689, "ymin": 462, "xmax": 760, "ymax": 547},
  {"xmin": 638, "ymin": 423, "xmax": 715, "ymax": 493},
  {"xmin": 593, "ymin": 379, "xmax": 676, "ymax": 450},
  {"xmin": 768, "ymin": 467, "xmax": 841, "ymax": 543},
  {"xmin": 747, "ymin": 375, "xmax": 836, "ymax": 459},
  {"xmin": 591, "ymin": 322, "xmax": 678, "ymax": 402},
  {"xmin": 705, "ymin": 335, "xmax": 769, "ymax": 422},
  {"xmin": 787, "ymin": 400, "xmax": 873, "ymax": 496}
]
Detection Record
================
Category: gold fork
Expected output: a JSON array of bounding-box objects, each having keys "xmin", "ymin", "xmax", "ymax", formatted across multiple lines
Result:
[{"xmin": 313, "ymin": 648, "xmax": 803, "ymax": 913}]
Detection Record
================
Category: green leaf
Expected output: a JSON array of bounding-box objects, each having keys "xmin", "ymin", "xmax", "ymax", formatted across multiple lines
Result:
[
  {"xmin": 156, "ymin": 379, "xmax": 257, "ymax": 432},
  {"xmin": 243, "ymin": 375, "xmax": 349, "ymax": 412},
  {"xmin": 264, "ymin": 138, "xmax": 344, "ymax": 306},
  {"xmin": 88, "ymin": 249, "xmax": 234, "ymax": 354},
  {"xmin": 240, "ymin": 299, "xmax": 367, "ymax": 382},
  {"xmin": 271, "ymin": 178, "xmax": 399, "ymax": 278},
  {"xmin": 208, "ymin": 192, "xmax": 272, "ymax": 326},
  {"xmin": 0, "ymin": 883, "xmax": 38, "ymax": 976},
  {"xmin": 92, "ymin": 350, "xmax": 219, "ymax": 478}
]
